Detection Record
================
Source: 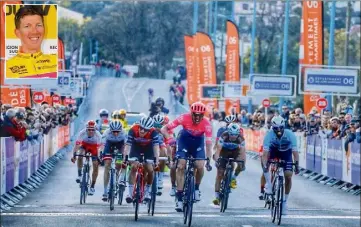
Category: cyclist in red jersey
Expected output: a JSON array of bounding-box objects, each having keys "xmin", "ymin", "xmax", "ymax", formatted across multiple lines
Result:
[
  {"xmin": 161, "ymin": 102, "xmax": 212, "ymax": 212},
  {"xmin": 124, "ymin": 116, "xmax": 160, "ymax": 203},
  {"xmin": 71, "ymin": 120, "xmax": 103, "ymax": 196}
]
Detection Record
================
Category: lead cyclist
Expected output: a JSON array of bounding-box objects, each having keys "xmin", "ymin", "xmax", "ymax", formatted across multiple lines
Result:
[{"xmin": 262, "ymin": 116, "xmax": 299, "ymax": 215}]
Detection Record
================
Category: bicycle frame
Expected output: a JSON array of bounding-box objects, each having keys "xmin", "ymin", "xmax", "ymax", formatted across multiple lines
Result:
[{"xmin": 75, "ymin": 152, "xmax": 97, "ymax": 205}]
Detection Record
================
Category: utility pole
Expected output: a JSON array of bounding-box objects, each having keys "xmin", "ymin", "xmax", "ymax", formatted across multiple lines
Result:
[{"xmin": 344, "ymin": 1, "xmax": 352, "ymax": 66}]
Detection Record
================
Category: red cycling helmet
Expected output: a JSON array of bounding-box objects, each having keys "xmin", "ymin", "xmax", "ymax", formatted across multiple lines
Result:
[
  {"xmin": 191, "ymin": 102, "xmax": 206, "ymax": 114},
  {"xmin": 86, "ymin": 120, "xmax": 96, "ymax": 130}
]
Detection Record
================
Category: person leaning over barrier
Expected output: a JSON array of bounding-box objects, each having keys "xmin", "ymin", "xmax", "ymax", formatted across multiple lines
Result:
[{"xmin": 1, "ymin": 108, "xmax": 27, "ymax": 141}]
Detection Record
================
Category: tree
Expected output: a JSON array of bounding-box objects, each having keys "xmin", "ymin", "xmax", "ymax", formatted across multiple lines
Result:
[
  {"xmin": 84, "ymin": 2, "xmax": 193, "ymax": 78},
  {"xmin": 58, "ymin": 18, "xmax": 84, "ymax": 52}
]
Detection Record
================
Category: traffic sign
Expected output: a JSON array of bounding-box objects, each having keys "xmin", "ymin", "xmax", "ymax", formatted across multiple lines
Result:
[
  {"xmin": 250, "ymin": 74, "xmax": 296, "ymax": 97},
  {"xmin": 52, "ymin": 95, "xmax": 60, "ymax": 104},
  {"xmin": 262, "ymin": 98, "xmax": 271, "ymax": 108},
  {"xmin": 316, "ymin": 98, "xmax": 328, "ymax": 109},
  {"xmin": 32, "ymin": 92, "xmax": 45, "ymax": 104},
  {"xmin": 201, "ymin": 85, "xmax": 222, "ymax": 99}
]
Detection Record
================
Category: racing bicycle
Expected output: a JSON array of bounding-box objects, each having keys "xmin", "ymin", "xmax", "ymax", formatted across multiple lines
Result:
[{"xmin": 217, "ymin": 157, "xmax": 244, "ymax": 213}]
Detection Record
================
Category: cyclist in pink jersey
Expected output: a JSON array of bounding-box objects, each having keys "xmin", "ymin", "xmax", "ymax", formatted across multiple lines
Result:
[{"xmin": 161, "ymin": 102, "xmax": 212, "ymax": 212}]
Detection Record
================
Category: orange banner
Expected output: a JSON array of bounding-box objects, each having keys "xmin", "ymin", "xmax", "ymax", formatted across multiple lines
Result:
[
  {"xmin": 195, "ymin": 32, "xmax": 218, "ymax": 112},
  {"xmin": 301, "ymin": 1, "xmax": 324, "ymax": 114},
  {"xmin": 58, "ymin": 38, "xmax": 65, "ymax": 70},
  {"xmin": 1, "ymin": 87, "xmax": 30, "ymax": 107},
  {"xmin": 184, "ymin": 35, "xmax": 197, "ymax": 105},
  {"xmin": 225, "ymin": 20, "xmax": 240, "ymax": 115}
]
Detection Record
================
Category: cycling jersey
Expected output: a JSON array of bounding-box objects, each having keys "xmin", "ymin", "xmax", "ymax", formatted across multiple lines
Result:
[
  {"xmin": 263, "ymin": 129, "xmax": 297, "ymax": 171},
  {"xmin": 126, "ymin": 124, "xmax": 159, "ymax": 160},
  {"xmin": 219, "ymin": 132, "xmax": 245, "ymax": 151},
  {"xmin": 216, "ymin": 126, "xmax": 227, "ymax": 142},
  {"xmin": 161, "ymin": 106, "xmax": 170, "ymax": 114},
  {"xmin": 96, "ymin": 118, "xmax": 110, "ymax": 134},
  {"xmin": 119, "ymin": 119, "xmax": 128, "ymax": 129},
  {"xmin": 166, "ymin": 113, "xmax": 212, "ymax": 144},
  {"xmin": 263, "ymin": 129, "xmax": 297, "ymax": 153},
  {"xmin": 102, "ymin": 129, "xmax": 126, "ymax": 160},
  {"xmin": 6, "ymin": 52, "xmax": 57, "ymax": 79},
  {"xmin": 75, "ymin": 129, "xmax": 103, "ymax": 157}
]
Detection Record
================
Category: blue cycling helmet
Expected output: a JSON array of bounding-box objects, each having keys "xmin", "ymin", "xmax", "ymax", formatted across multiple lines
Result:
[
  {"xmin": 109, "ymin": 120, "xmax": 123, "ymax": 132},
  {"xmin": 148, "ymin": 88, "xmax": 154, "ymax": 95}
]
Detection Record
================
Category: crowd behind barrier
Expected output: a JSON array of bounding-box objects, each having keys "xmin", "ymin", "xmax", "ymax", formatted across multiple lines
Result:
[{"xmin": 1, "ymin": 123, "xmax": 74, "ymax": 196}]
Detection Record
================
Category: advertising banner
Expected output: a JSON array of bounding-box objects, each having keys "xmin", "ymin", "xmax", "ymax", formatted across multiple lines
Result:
[
  {"xmin": 351, "ymin": 142, "xmax": 360, "ymax": 185},
  {"xmin": 304, "ymin": 68, "xmax": 358, "ymax": 94},
  {"xmin": 301, "ymin": 0, "xmax": 324, "ymax": 114},
  {"xmin": 195, "ymin": 32, "xmax": 218, "ymax": 111},
  {"xmin": 5, "ymin": 138, "xmax": 15, "ymax": 192},
  {"xmin": 18, "ymin": 140, "xmax": 28, "ymax": 184},
  {"xmin": 224, "ymin": 20, "xmax": 240, "ymax": 114},
  {"xmin": 250, "ymin": 75, "xmax": 294, "ymax": 97},
  {"xmin": 1, "ymin": 87, "xmax": 31, "ymax": 107},
  {"xmin": 4, "ymin": 4, "xmax": 58, "ymax": 85},
  {"xmin": 184, "ymin": 35, "xmax": 197, "ymax": 104}
]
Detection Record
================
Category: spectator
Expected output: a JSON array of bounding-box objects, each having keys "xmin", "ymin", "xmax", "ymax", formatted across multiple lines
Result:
[
  {"xmin": 1, "ymin": 108, "xmax": 26, "ymax": 141},
  {"xmin": 328, "ymin": 117, "xmax": 342, "ymax": 139},
  {"xmin": 305, "ymin": 116, "xmax": 319, "ymax": 136},
  {"xmin": 292, "ymin": 114, "xmax": 304, "ymax": 132},
  {"xmin": 356, "ymin": 127, "xmax": 360, "ymax": 143},
  {"xmin": 238, "ymin": 110, "xmax": 248, "ymax": 125},
  {"xmin": 281, "ymin": 105, "xmax": 290, "ymax": 128},
  {"xmin": 344, "ymin": 124, "xmax": 356, "ymax": 151}
]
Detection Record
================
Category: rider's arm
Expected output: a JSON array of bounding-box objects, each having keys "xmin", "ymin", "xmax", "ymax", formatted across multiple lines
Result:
[
  {"xmin": 262, "ymin": 132, "xmax": 272, "ymax": 168},
  {"xmin": 152, "ymin": 130, "xmax": 160, "ymax": 163},
  {"xmin": 72, "ymin": 130, "xmax": 84, "ymax": 156},
  {"xmin": 161, "ymin": 115, "xmax": 183, "ymax": 139},
  {"xmin": 204, "ymin": 121, "xmax": 213, "ymax": 160},
  {"xmin": 289, "ymin": 131, "xmax": 299, "ymax": 163},
  {"xmin": 96, "ymin": 131, "xmax": 105, "ymax": 153},
  {"xmin": 124, "ymin": 129, "xmax": 134, "ymax": 156}
]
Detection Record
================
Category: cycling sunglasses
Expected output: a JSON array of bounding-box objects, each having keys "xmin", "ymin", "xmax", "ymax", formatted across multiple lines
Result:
[
  {"xmin": 87, "ymin": 129, "xmax": 95, "ymax": 132},
  {"xmin": 272, "ymin": 126, "xmax": 284, "ymax": 131},
  {"xmin": 111, "ymin": 130, "xmax": 120, "ymax": 133},
  {"xmin": 139, "ymin": 126, "xmax": 150, "ymax": 132}
]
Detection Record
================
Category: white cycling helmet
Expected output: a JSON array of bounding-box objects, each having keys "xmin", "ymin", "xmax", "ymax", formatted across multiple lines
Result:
[
  {"xmin": 271, "ymin": 116, "xmax": 285, "ymax": 128},
  {"xmin": 227, "ymin": 123, "xmax": 240, "ymax": 136},
  {"xmin": 225, "ymin": 115, "xmax": 237, "ymax": 124},
  {"xmin": 99, "ymin": 109, "xmax": 109, "ymax": 117},
  {"xmin": 109, "ymin": 120, "xmax": 123, "ymax": 132},
  {"xmin": 139, "ymin": 116, "xmax": 154, "ymax": 130},
  {"xmin": 153, "ymin": 114, "xmax": 165, "ymax": 124}
]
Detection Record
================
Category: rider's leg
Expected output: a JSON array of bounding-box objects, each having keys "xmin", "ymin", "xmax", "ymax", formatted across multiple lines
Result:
[
  {"xmin": 176, "ymin": 159, "xmax": 186, "ymax": 201},
  {"xmin": 91, "ymin": 160, "xmax": 99, "ymax": 188},
  {"xmin": 144, "ymin": 163, "xmax": 154, "ymax": 198},
  {"xmin": 128, "ymin": 162, "xmax": 138, "ymax": 196},
  {"xmin": 232, "ymin": 149, "xmax": 246, "ymax": 188},
  {"xmin": 158, "ymin": 146, "xmax": 167, "ymax": 190},
  {"xmin": 262, "ymin": 150, "xmax": 272, "ymax": 193},
  {"xmin": 76, "ymin": 148, "xmax": 85, "ymax": 180},
  {"xmin": 103, "ymin": 159, "xmax": 111, "ymax": 195},
  {"xmin": 194, "ymin": 160, "xmax": 205, "ymax": 191}
]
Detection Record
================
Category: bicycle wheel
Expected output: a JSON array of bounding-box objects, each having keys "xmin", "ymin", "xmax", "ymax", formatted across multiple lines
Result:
[
  {"xmin": 109, "ymin": 170, "xmax": 115, "ymax": 211},
  {"xmin": 83, "ymin": 169, "xmax": 90, "ymax": 204},
  {"xmin": 277, "ymin": 176, "xmax": 284, "ymax": 225},
  {"xmin": 187, "ymin": 175, "xmax": 195, "ymax": 227},
  {"xmin": 134, "ymin": 174, "xmax": 140, "ymax": 221},
  {"xmin": 219, "ymin": 176, "xmax": 226, "ymax": 212},
  {"xmin": 183, "ymin": 173, "xmax": 189, "ymax": 224},
  {"xmin": 221, "ymin": 169, "xmax": 232, "ymax": 213},
  {"xmin": 271, "ymin": 176, "xmax": 278, "ymax": 223},
  {"xmin": 80, "ymin": 167, "xmax": 87, "ymax": 205},
  {"xmin": 118, "ymin": 184, "xmax": 125, "ymax": 205},
  {"xmin": 151, "ymin": 174, "xmax": 157, "ymax": 216}
]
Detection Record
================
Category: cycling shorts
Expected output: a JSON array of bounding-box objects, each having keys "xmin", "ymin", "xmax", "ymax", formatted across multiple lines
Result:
[
  {"xmin": 79, "ymin": 144, "xmax": 99, "ymax": 162},
  {"xmin": 129, "ymin": 144, "xmax": 155, "ymax": 161},
  {"xmin": 103, "ymin": 140, "xmax": 124, "ymax": 161},
  {"xmin": 269, "ymin": 147, "xmax": 293, "ymax": 171},
  {"xmin": 176, "ymin": 129, "xmax": 205, "ymax": 159},
  {"xmin": 218, "ymin": 148, "xmax": 241, "ymax": 169}
]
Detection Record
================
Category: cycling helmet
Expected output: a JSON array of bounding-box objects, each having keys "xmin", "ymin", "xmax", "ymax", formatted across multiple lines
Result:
[
  {"xmin": 99, "ymin": 109, "xmax": 109, "ymax": 117},
  {"xmin": 86, "ymin": 120, "xmax": 96, "ymax": 130},
  {"xmin": 119, "ymin": 109, "xmax": 127, "ymax": 115},
  {"xmin": 153, "ymin": 114, "xmax": 165, "ymax": 124},
  {"xmin": 109, "ymin": 120, "xmax": 122, "ymax": 132},
  {"xmin": 139, "ymin": 116, "xmax": 154, "ymax": 130},
  {"xmin": 225, "ymin": 115, "xmax": 237, "ymax": 124},
  {"xmin": 155, "ymin": 97, "xmax": 165, "ymax": 106},
  {"xmin": 190, "ymin": 102, "xmax": 206, "ymax": 114},
  {"xmin": 227, "ymin": 123, "xmax": 240, "ymax": 136},
  {"xmin": 271, "ymin": 116, "xmax": 285, "ymax": 136},
  {"xmin": 148, "ymin": 88, "xmax": 154, "ymax": 95}
]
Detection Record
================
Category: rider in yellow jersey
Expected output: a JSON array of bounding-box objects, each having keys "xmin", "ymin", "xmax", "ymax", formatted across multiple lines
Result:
[
  {"xmin": 118, "ymin": 109, "xmax": 129, "ymax": 130},
  {"xmin": 6, "ymin": 52, "xmax": 58, "ymax": 78}
]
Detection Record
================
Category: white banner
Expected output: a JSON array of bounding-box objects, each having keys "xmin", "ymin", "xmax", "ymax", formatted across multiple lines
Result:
[
  {"xmin": 1, "ymin": 138, "xmax": 6, "ymax": 195},
  {"xmin": 250, "ymin": 75, "xmax": 295, "ymax": 97},
  {"xmin": 77, "ymin": 65, "xmax": 95, "ymax": 76},
  {"xmin": 304, "ymin": 68, "xmax": 358, "ymax": 94},
  {"xmin": 69, "ymin": 78, "xmax": 83, "ymax": 98},
  {"xmin": 223, "ymin": 83, "xmax": 242, "ymax": 98}
]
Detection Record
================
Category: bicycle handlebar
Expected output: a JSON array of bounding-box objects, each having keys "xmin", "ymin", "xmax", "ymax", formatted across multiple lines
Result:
[
  {"xmin": 217, "ymin": 157, "xmax": 244, "ymax": 164},
  {"xmin": 74, "ymin": 154, "xmax": 99, "ymax": 158}
]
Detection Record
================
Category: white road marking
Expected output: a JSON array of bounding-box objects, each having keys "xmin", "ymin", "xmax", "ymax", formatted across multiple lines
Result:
[
  {"xmin": 2, "ymin": 212, "xmax": 360, "ymax": 219},
  {"xmin": 121, "ymin": 79, "xmax": 147, "ymax": 111}
]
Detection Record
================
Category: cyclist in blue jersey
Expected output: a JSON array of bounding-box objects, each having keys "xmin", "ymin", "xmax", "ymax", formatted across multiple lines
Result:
[
  {"xmin": 262, "ymin": 116, "xmax": 299, "ymax": 215},
  {"xmin": 101, "ymin": 121, "xmax": 126, "ymax": 201},
  {"xmin": 212, "ymin": 123, "xmax": 246, "ymax": 205},
  {"xmin": 213, "ymin": 115, "xmax": 237, "ymax": 151}
]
